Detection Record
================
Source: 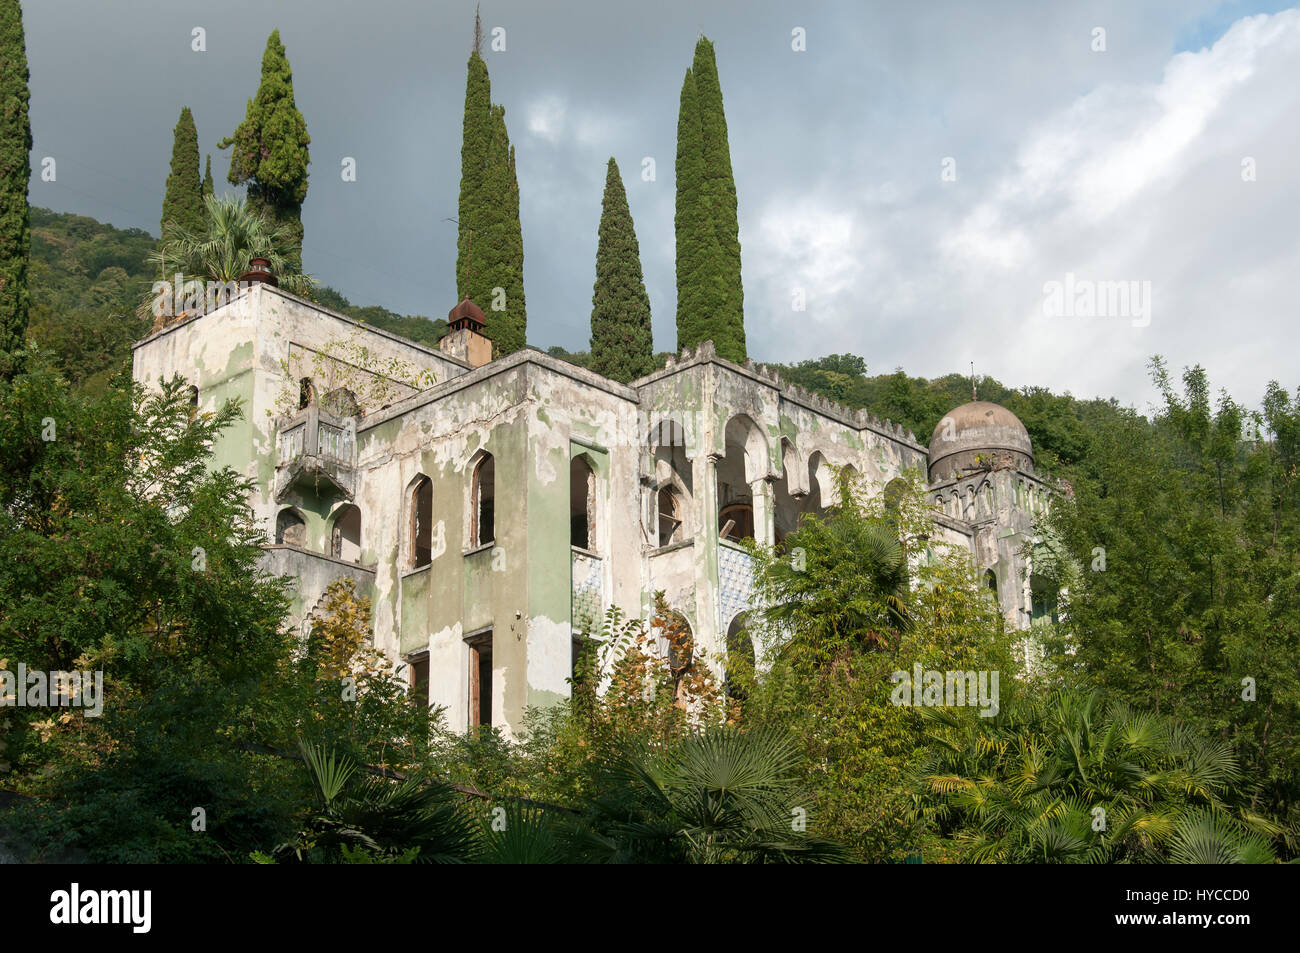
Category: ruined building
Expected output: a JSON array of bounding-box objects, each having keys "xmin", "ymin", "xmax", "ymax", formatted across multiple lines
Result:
[{"xmin": 132, "ymin": 279, "xmax": 1052, "ymax": 736}]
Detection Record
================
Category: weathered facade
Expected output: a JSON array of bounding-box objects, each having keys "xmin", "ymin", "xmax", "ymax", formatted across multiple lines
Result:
[{"xmin": 132, "ymin": 282, "xmax": 1049, "ymax": 737}]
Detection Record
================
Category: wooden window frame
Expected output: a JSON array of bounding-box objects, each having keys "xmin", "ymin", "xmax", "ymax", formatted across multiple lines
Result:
[{"xmin": 465, "ymin": 629, "xmax": 493, "ymax": 729}]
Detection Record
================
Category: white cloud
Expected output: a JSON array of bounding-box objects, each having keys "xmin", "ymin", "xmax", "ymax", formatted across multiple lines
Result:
[
  {"xmin": 526, "ymin": 95, "xmax": 566, "ymax": 144},
  {"xmin": 767, "ymin": 8, "xmax": 1300, "ymax": 407}
]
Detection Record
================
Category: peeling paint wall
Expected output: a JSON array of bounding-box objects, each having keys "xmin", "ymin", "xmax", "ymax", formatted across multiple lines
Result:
[{"xmin": 132, "ymin": 288, "xmax": 1045, "ymax": 740}]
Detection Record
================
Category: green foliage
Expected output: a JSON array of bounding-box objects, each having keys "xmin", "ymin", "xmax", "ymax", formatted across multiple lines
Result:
[
  {"xmin": 218, "ymin": 29, "xmax": 310, "ymax": 271},
  {"xmin": 161, "ymin": 106, "xmax": 205, "ymax": 240},
  {"xmin": 22, "ymin": 208, "xmax": 427, "ymax": 397},
  {"xmin": 456, "ymin": 52, "xmax": 492, "ymax": 288},
  {"xmin": 589, "ymin": 158, "xmax": 654, "ymax": 383},
  {"xmin": 149, "ymin": 193, "xmax": 316, "ymax": 305},
  {"xmin": 0, "ymin": 359, "xmax": 300, "ymax": 861},
  {"xmin": 474, "ymin": 800, "xmax": 572, "ymax": 864},
  {"xmin": 202, "ymin": 154, "xmax": 214, "ymax": 203},
  {"xmin": 311, "ymin": 284, "xmax": 448, "ymax": 346},
  {"xmin": 767, "ymin": 358, "xmax": 1122, "ymax": 472},
  {"xmin": 743, "ymin": 473, "xmax": 1018, "ymax": 859},
  {"xmin": 911, "ymin": 689, "xmax": 1281, "ymax": 863},
  {"xmin": 1045, "ymin": 359, "xmax": 1300, "ymax": 837},
  {"xmin": 756, "ymin": 482, "xmax": 913, "ymax": 659},
  {"xmin": 576, "ymin": 727, "xmax": 850, "ymax": 863},
  {"xmin": 269, "ymin": 741, "xmax": 475, "ymax": 864},
  {"xmin": 675, "ymin": 37, "xmax": 745, "ymax": 363},
  {"xmin": 0, "ymin": 364, "xmax": 289, "ymax": 677},
  {"xmin": 544, "ymin": 345, "xmax": 594, "ymax": 370},
  {"xmin": 25, "ymin": 208, "xmax": 154, "ymax": 393},
  {"xmin": 456, "ymin": 52, "xmax": 526, "ymax": 355},
  {"xmin": 0, "ymin": 0, "xmax": 32, "ymax": 380}
]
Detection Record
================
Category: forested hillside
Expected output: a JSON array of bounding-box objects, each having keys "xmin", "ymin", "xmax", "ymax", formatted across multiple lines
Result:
[{"xmin": 24, "ymin": 208, "xmax": 447, "ymax": 393}]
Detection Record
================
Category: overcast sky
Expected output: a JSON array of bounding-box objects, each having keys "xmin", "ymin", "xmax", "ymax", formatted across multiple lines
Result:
[{"xmin": 23, "ymin": 0, "xmax": 1299, "ymax": 412}]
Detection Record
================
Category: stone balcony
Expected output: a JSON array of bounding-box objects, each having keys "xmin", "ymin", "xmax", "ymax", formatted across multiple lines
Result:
[{"xmin": 274, "ymin": 404, "xmax": 358, "ymax": 502}]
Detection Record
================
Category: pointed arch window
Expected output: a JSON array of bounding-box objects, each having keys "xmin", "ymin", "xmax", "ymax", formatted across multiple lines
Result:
[
  {"xmin": 275, "ymin": 508, "xmax": 306, "ymax": 547},
  {"xmin": 657, "ymin": 486, "xmax": 681, "ymax": 546},
  {"xmin": 570, "ymin": 455, "xmax": 596, "ymax": 550},
  {"xmin": 471, "ymin": 454, "xmax": 495, "ymax": 547},
  {"xmin": 409, "ymin": 475, "xmax": 433, "ymax": 568}
]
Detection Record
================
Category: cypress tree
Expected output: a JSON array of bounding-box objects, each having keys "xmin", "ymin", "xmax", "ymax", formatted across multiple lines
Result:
[
  {"xmin": 590, "ymin": 158, "xmax": 653, "ymax": 383},
  {"xmin": 456, "ymin": 50, "xmax": 492, "ymax": 305},
  {"xmin": 675, "ymin": 67, "xmax": 721, "ymax": 355},
  {"xmin": 497, "ymin": 120, "xmax": 526, "ymax": 355},
  {"xmin": 692, "ymin": 38, "xmax": 744, "ymax": 355},
  {"xmin": 161, "ymin": 106, "xmax": 205, "ymax": 238},
  {"xmin": 218, "ymin": 29, "xmax": 310, "ymax": 272},
  {"xmin": 201, "ymin": 154, "xmax": 214, "ymax": 229},
  {"xmin": 456, "ymin": 36, "xmax": 526, "ymax": 355},
  {"xmin": 674, "ymin": 36, "xmax": 745, "ymax": 363},
  {"xmin": 0, "ymin": 0, "xmax": 31, "ymax": 380}
]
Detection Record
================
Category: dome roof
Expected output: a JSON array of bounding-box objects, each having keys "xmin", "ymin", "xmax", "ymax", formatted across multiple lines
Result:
[{"xmin": 928, "ymin": 400, "xmax": 1032, "ymax": 481}]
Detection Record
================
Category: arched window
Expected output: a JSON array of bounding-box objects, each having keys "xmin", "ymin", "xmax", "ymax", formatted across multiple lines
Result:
[
  {"xmin": 773, "ymin": 438, "xmax": 802, "ymax": 547},
  {"xmin": 330, "ymin": 504, "xmax": 362, "ymax": 563},
  {"xmin": 806, "ymin": 452, "xmax": 828, "ymax": 514},
  {"xmin": 570, "ymin": 455, "xmax": 595, "ymax": 551},
  {"xmin": 298, "ymin": 377, "xmax": 314, "ymax": 410},
  {"xmin": 984, "ymin": 569, "xmax": 998, "ymax": 600},
  {"xmin": 657, "ymin": 486, "xmax": 681, "ymax": 546},
  {"xmin": 187, "ymin": 385, "xmax": 199, "ymax": 423},
  {"xmin": 275, "ymin": 508, "xmax": 306, "ymax": 547},
  {"xmin": 884, "ymin": 477, "xmax": 907, "ymax": 514},
  {"xmin": 725, "ymin": 612, "xmax": 755, "ymax": 702},
  {"xmin": 718, "ymin": 503, "xmax": 754, "ymax": 543},
  {"xmin": 322, "ymin": 387, "xmax": 360, "ymax": 417},
  {"xmin": 471, "ymin": 454, "xmax": 495, "ymax": 547},
  {"xmin": 409, "ymin": 475, "xmax": 433, "ymax": 568},
  {"xmin": 717, "ymin": 414, "xmax": 766, "ymax": 543}
]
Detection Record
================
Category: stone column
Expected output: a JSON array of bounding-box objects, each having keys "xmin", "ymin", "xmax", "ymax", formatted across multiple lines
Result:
[
  {"xmin": 691, "ymin": 452, "xmax": 723, "ymax": 661},
  {"xmin": 751, "ymin": 476, "xmax": 775, "ymax": 547}
]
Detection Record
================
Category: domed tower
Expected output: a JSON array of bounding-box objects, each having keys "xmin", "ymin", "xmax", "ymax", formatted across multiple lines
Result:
[
  {"xmin": 438, "ymin": 297, "xmax": 493, "ymax": 368},
  {"xmin": 926, "ymin": 399, "xmax": 1047, "ymax": 631},
  {"xmin": 928, "ymin": 400, "xmax": 1033, "ymax": 483}
]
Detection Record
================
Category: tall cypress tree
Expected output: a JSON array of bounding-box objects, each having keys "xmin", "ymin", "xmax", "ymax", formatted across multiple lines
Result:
[
  {"xmin": 0, "ymin": 0, "xmax": 31, "ymax": 380},
  {"xmin": 456, "ymin": 50, "xmax": 493, "ymax": 304},
  {"xmin": 692, "ymin": 38, "xmax": 744, "ymax": 353},
  {"xmin": 590, "ymin": 158, "xmax": 653, "ymax": 383},
  {"xmin": 202, "ymin": 154, "xmax": 214, "ymax": 199},
  {"xmin": 496, "ymin": 117, "xmax": 526, "ymax": 356},
  {"xmin": 161, "ymin": 107, "xmax": 204, "ymax": 238},
  {"xmin": 675, "ymin": 36, "xmax": 745, "ymax": 363},
  {"xmin": 456, "ymin": 10, "xmax": 526, "ymax": 356},
  {"xmin": 218, "ymin": 29, "xmax": 310, "ymax": 272}
]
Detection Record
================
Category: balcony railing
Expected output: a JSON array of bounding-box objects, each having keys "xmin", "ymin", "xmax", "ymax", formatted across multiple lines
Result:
[{"xmin": 275, "ymin": 404, "xmax": 357, "ymax": 501}]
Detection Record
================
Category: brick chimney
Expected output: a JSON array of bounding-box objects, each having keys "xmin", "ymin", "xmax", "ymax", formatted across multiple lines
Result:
[{"xmin": 439, "ymin": 296, "xmax": 492, "ymax": 368}]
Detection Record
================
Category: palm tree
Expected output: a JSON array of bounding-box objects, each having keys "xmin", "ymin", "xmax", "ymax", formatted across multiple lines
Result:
[
  {"xmin": 146, "ymin": 194, "xmax": 315, "ymax": 325},
  {"xmin": 910, "ymin": 689, "xmax": 1282, "ymax": 863},
  {"xmin": 577, "ymin": 727, "xmax": 852, "ymax": 863},
  {"xmin": 269, "ymin": 741, "xmax": 477, "ymax": 864}
]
